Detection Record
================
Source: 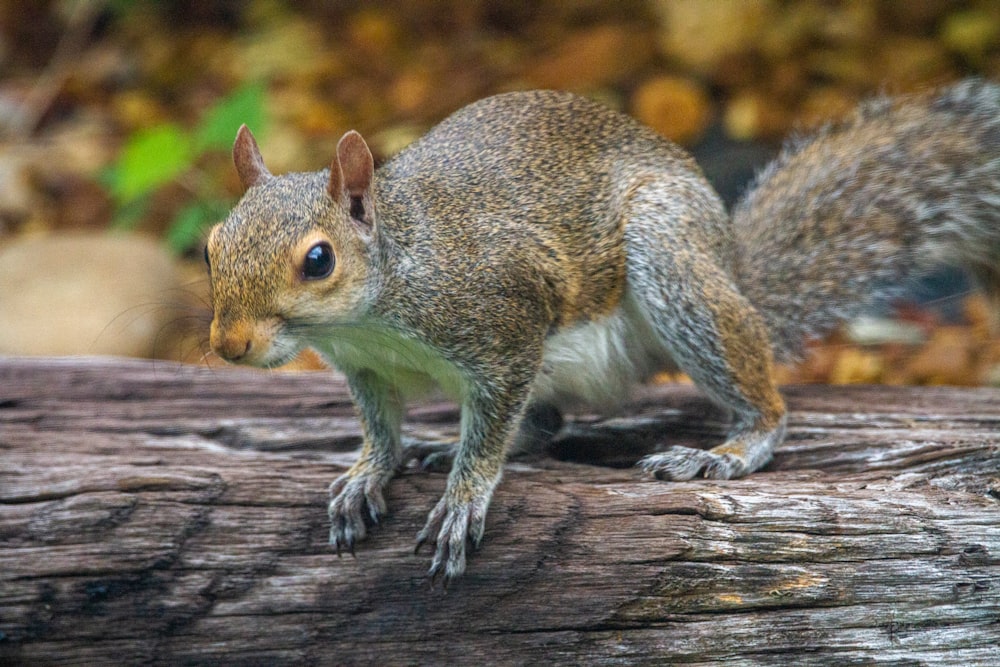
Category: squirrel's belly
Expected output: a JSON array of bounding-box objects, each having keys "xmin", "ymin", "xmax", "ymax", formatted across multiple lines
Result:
[{"xmin": 532, "ymin": 292, "xmax": 674, "ymax": 413}]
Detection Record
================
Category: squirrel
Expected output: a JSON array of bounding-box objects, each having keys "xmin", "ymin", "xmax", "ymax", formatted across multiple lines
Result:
[{"xmin": 205, "ymin": 79, "xmax": 1000, "ymax": 582}]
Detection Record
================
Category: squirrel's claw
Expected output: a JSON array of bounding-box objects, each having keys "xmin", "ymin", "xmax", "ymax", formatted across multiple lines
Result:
[
  {"xmin": 328, "ymin": 470, "xmax": 390, "ymax": 555},
  {"xmin": 638, "ymin": 446, "xmax": 750, "ymax": 481},
  {"xmin": 639, "ymin": 420, "xmax": 784, "ymax": 481},
  {"xmin": 416, "ymin": 494, "xmax": 488, "ymax": 586}
]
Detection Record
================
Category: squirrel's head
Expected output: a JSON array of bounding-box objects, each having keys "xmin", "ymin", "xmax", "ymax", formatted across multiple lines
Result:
[{"xmin": 206, "ymin": 125, "xmax": 377, "ymax": 367}]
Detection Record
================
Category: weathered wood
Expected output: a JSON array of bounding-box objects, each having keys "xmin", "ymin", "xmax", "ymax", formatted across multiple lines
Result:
[{"xmin": 1, "ymin": 356, "xmax": 998, "ymax": 666}]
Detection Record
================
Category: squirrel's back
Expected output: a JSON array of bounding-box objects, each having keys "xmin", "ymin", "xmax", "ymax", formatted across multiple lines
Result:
[
  {"xmin": 734, "ymin": 79, "xmax": 1000, "ymax": 358},
  {"xmin": 372, "ymin": 90, "xmax": 717, "ymax": 328},
  {"xmin": 378, "ymin": 90, "xmax": 699, "ymax": 209}
]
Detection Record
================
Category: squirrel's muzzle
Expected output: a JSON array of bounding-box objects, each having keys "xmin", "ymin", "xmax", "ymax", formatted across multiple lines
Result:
[
  {"xmin": 210, "ymin": 317, "xmax": 282, "ymax": 366},
  {"xmin": 210, "ymin": 319, "xmax": 253, "ymax": 363}
]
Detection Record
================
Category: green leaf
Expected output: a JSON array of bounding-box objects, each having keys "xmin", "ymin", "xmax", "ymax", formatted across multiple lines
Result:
[
  {"xmin": 165, "ymin": 200, "xmax": 233, "ymax": 254},
  {"xmin": 110, "ymin": 195, "xmax": 150, "ymax": 230},
  {"xmin": 194, "ymin": 81, "xmax": 267, "ymax": 152},
  {"xmin": 111, "ymin": 123, "xmax": 193, "ymax": 203}
]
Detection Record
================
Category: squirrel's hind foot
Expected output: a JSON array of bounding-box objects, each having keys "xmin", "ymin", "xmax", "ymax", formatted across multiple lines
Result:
[
  {"xmin": 638, "ymin": 446, "xmax": 750, "ymax": 481},
  {"xmin": 638, "ymin": 418, "xmax": 786, "ymax": 481},
  {"xmin": 401, "ymin": 437, "xmax": 458, "ymax": 473}
]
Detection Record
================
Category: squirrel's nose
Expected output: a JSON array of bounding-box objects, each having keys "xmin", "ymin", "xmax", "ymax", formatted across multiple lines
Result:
[
  {"xmin": 210, "ymin": 320, "xmax": 253, "ymax": 362},
  {"xmin": 219, "ymin": 337, "xmax": 252, "ymax": 362}
]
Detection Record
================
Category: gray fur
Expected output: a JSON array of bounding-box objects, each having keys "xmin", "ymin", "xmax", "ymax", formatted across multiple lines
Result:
[
  {"xmin": 208, "ymin": 81, "xmax": 1000, "ymax": 583},
  {"xmin": 735, "ymin": 79, "xmax": 1000, "ymax": 359}
]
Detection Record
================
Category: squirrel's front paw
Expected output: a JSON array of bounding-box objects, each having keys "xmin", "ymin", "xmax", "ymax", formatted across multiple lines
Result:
[
  {"xmin": 638, "ymin": 446, "xmax": 750, "ymax": 481},
  {"xmin": 328, "ymin": 470, "xmax": 391, "ymax": 555},
  {"xmin": 414, "ymin": 493, "xmax": 490, "ymax": 584}
]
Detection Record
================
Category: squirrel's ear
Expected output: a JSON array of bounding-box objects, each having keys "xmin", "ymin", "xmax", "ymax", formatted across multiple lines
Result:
[
  {"xmin": 233, "ymin": 124, "xmax": 272, "ymax": 190},
  {"xmin": 329, "ymin": 130, "xmax": 374, "ymax": 198}
]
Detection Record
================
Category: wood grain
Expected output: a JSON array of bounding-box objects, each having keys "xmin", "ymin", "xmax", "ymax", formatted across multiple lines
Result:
[{"xmin": 1, "ymin": 357, "xmax": 998, "ymax": 666}]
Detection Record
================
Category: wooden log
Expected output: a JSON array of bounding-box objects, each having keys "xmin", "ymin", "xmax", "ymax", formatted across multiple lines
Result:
[{"xmin": 1, "ymin": 356, "xmax": 998, "ymax": 666}]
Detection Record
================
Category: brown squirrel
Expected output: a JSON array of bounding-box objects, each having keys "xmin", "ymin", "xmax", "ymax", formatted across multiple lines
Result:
[{"xmin": 205, "ymin": 79, "xmax": 1000, "ymax": 582}]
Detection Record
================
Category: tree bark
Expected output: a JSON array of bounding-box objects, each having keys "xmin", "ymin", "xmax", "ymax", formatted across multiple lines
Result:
[{"xmin": 1, "ymin": 356, "xmax": 998, "ymax": 666}]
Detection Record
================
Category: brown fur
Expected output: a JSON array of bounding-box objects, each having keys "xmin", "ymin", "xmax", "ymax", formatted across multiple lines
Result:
[{"xmin": 207, "ymin": 82, "xmax": 1000, "ymax": 582}]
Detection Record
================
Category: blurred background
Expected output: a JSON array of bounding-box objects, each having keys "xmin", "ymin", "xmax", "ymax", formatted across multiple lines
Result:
[{"xmin": 0, "ymin": 0, "xmax": 998, "ymax": 385}]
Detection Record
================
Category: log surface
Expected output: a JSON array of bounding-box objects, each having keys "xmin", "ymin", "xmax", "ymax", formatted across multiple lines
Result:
[{"xmin": 1, "ymin": 356, "xmax": 998, "ymax": 666}]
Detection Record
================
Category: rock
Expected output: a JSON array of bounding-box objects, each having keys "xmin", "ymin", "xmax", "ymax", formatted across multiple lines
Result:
[
  {"xmin": 631, "ymin": 75, "xmax": 712, "ymax": 145},
  {"xmin": 0, "ymin": 233, "xmax": 183, "ymax": 358}
]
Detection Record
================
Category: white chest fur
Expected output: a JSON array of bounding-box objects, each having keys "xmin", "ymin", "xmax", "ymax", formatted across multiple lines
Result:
[
  {"xmin": 532, "ymin": 293, "xmax": 673, "ymax": 412},
  {"xmin": 311, "ymin": 323, "xmax": 466, "ymax": 399},
  {"xmin": 309, "ymin": 293, "xmax": 671, "ymax": 415}
]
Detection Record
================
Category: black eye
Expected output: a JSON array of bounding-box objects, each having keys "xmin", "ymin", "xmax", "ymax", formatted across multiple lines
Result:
[
  {"xmin": 203, "ymin": 245, "xmax": 210, "ymax": 270},
  {"xmin": 303, "ymin": 242, "xmax": 334, "ymax": 280}
]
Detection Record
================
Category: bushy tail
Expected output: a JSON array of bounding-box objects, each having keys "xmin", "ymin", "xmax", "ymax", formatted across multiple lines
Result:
[{"xmin": 734, "ymin": 79, "xmax": 1000, "ymax": 360}]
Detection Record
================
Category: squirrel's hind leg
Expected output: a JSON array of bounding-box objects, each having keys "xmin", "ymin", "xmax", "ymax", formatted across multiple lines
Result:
[
  {"xmin": 624, "ymin": 188, "xmax": 786, "ymax": 481},
  {"xmin": 638, "ymin": 415, "xmax": 786, "ymax": 480},
  {"xmin": 516, "ymin": 402, "xmax": 565, "ymax": 452},
  {"xmin": 401, "ymin": 436, "xmax": 458, "ymax": 472}
]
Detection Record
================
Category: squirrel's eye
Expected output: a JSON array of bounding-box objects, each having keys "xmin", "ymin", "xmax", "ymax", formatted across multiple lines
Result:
[
  {"xmin": 303, "ymin": 242, "xmax": 335, "ymax": 280},
  {"xmin": 203, "ymin": 245, "xmax": 210, "ymax": 270}
]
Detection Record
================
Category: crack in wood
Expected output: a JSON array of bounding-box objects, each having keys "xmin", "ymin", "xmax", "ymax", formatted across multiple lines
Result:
[{"xmin": 2, "ymin": 357, "xmax": 999, "ymax": 665}]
